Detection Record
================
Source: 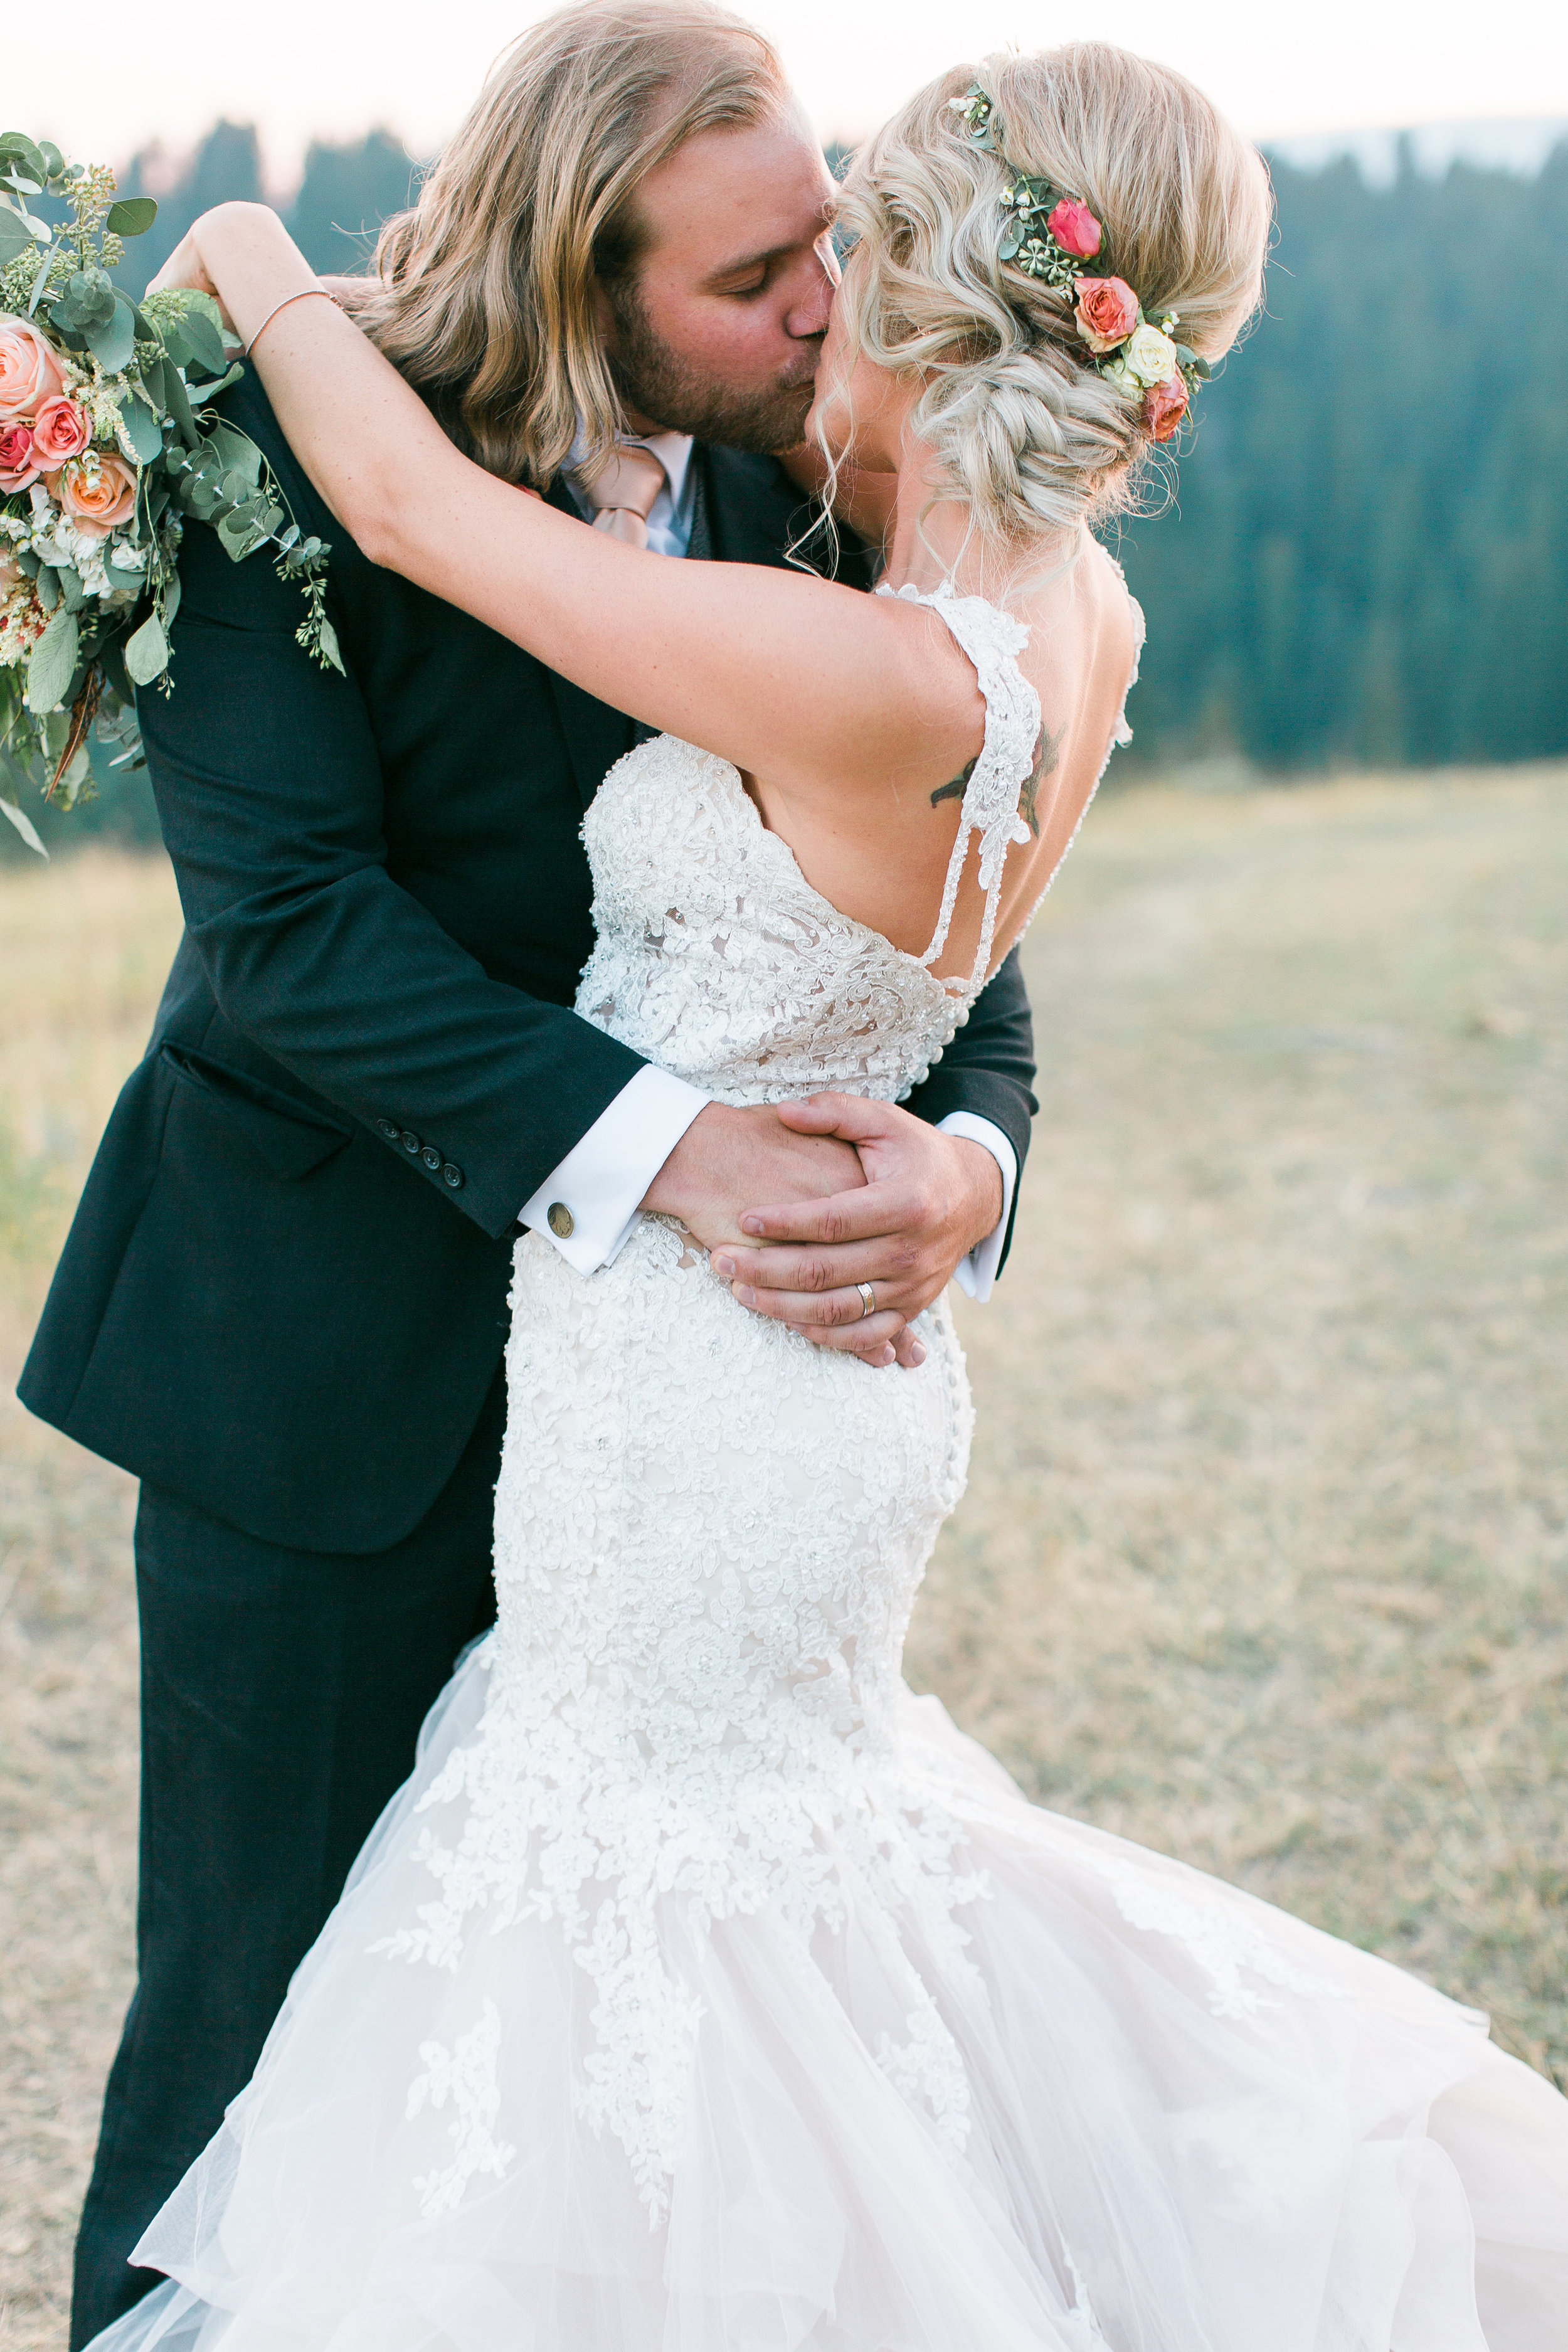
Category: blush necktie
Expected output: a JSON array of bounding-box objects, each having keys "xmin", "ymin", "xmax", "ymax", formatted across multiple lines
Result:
[{"xmin": 579, "ymin": 444, "xmax": 670, "ymax": 549}]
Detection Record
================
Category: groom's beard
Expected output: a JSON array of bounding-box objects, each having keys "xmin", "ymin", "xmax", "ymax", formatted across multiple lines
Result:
[{"xmin": 605, "ymin": 280, "xmax": 820, "ymax": 454}]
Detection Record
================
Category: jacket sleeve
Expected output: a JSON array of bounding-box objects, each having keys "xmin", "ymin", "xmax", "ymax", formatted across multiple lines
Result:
[
  {"xmin": 903, "ymin": 945, "xmax": 1037, "ymax": 1271},
  {"xmin": 138, "ymin": 415, "xmax": 645, "ymax": 1244}
]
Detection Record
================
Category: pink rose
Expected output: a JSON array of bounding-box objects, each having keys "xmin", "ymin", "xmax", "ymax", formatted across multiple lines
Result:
[
  {"xmin": 1047, "ymin": 197, "xmax": 1101, "ymax": 259},
  {"xmin": 29, "ymin": 393, "xmax": 92, "ymax": 469},
  {"xmin": 0, "ymin": 315, "xmax": 66, "ymax": 421},
  {"xmin": 1143, "ymin": 375, "xmax": 1189, "ymax": 443},
  {"xmin": 51, "ymin": 450, "xmax": 138, "ymax": 538},
  {"xmin": 1074, "ymin": 277, "xmax": 1140, "ymax": 353},
  {"xmin": 0, "ymin": 420, "xmax": 39, "ymax": 492}
]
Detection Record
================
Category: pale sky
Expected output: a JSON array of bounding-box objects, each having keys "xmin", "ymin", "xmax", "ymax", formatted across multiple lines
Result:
[{"xmin": 12, "ymin": 0, "xmax": 1565, "ymax": 184}]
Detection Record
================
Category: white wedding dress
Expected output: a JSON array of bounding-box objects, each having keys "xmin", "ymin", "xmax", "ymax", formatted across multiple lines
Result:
[{"xmin": 95, "ymin": 585, "xmax": 1568, "ymax": 2352}]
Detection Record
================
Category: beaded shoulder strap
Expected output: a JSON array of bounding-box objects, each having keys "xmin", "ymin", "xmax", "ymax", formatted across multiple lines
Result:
[{"xmin": 877, "ymin": 581, "xmax": 1042, "ymax": 995}]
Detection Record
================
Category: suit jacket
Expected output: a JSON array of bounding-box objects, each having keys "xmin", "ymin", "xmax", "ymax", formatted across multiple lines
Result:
[{"xmin": 19, "ymin": 372, "xmax": 1038, "ymax": 1554}]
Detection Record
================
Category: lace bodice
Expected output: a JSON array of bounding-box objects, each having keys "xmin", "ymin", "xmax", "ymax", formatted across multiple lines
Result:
[{"xmin": 576, "ymin": 580, "xmax": 1135, "ymax": 1102}]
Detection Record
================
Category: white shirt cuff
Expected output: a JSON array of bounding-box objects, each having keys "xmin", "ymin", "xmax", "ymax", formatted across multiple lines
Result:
[
  {"xmin": 519, "ymin": 1065, "xmax": 711, "ymax": 1275},
  {"xmin": 936, "ymin": 1112, "xmax": 1017, "ymax": 1303}
]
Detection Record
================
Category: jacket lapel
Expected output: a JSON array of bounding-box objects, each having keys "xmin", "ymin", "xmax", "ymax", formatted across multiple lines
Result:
[{"xmin": 541, "ymin": 476, "xmax": 638, "ymax": 808}]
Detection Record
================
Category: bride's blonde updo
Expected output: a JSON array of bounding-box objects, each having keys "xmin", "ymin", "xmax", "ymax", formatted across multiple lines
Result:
[{"xmin": 829, "ymin": 43, "xmax": 1273, "ymax": 541}]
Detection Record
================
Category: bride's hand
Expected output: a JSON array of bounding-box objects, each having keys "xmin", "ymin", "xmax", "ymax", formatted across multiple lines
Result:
[{"xmin": 146, "ymin": 225, "xmax": 236, "ymax": 332}]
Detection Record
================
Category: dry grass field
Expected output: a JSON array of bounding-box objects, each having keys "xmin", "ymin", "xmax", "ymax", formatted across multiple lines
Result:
[{"xmin": 1, "ymin": 766, "xmax": 1565, "ymax": 2346}]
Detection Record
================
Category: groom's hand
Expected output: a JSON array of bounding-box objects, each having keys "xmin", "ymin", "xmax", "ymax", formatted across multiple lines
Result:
[
  {"xmin": 642, "ymin": 1101, "xmax": 903, "ymax": 1355},
  {"xmin": 709, "ymin": 1094, "xmax": 1005, "ymax": 1368}
]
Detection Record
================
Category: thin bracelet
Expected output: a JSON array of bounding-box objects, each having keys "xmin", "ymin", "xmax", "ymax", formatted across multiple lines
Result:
[{"xmin": 243, "ymin": 285, "xmax": 339, "ymax": 358}]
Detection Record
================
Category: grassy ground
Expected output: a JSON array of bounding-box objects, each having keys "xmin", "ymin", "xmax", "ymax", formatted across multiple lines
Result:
[{"xmin": 1, "ymin": 770, "xmax": 1565, "ymax": 2344}]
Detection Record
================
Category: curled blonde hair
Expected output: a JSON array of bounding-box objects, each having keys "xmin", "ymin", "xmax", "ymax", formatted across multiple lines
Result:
[
  {"xmin": 827, "ymin": 43, "xmax": 1273, "ymax": 543},
  {"xmin": 340, "ymin": 0, "xmax": 788, "ymax": 484}
]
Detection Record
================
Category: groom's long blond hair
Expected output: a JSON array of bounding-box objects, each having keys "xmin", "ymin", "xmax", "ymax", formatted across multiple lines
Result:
[{"xmin": 341, "ymin": 0, "xmax": 787, "ymax": 487}]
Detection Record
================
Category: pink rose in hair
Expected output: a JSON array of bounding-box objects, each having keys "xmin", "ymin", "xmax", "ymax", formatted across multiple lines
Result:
[
  {"xmin": 0, "ymin": 420, "xmax": 39, "ymax": 492},
  {"xmin": 1047, "ymin": 198, "xmax": 1101, "ymax": 259},
  {"xmin": 1074, "ymin": 277, "xmax": 1140, "ymax": 353},
  {"xmin": 29, "ymin": 393, "xmax": 92, "ymax": 469},
  {"xmin": 0, "ymin": 315, "xmax": 66, "ymax": 420},
  {"xmin": 1143, "ymin": 375, "xmax": 1189, "ymax": 443},
  {"xmin": 53, "ymin": 450, "xmax": 138, "ymax": 537}
]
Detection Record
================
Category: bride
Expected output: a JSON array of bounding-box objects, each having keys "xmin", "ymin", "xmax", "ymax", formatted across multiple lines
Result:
[{"xmin": 98, "ymin": 41, "xmax": 1567, "ymax": 2352}]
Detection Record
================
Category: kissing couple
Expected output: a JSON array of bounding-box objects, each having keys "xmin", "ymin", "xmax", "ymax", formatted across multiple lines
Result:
[{"xmin": 24, "ymin": 4, "xmax": 1568, "ymax": 2344}]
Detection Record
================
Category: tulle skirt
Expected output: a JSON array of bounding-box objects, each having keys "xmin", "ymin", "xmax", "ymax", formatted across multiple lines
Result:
[{"xmin": 85, "ymin": 1640, "xmax": 1568, "ymax": 2352}]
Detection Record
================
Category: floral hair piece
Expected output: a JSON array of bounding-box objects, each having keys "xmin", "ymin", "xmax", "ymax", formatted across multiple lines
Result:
[{"xmin": 946, "ymin": 83, "xmax": 1209, "ymax": 443}]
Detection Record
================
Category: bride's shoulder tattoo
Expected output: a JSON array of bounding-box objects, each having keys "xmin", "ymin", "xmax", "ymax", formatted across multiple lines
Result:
[{"xmin": 929, "ymin": 723, "xmax": 1064, "ymax": 837}]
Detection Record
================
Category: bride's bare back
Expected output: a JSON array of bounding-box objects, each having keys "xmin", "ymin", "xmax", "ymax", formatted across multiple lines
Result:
[{"xmin": 743, "ymin": 531, "xmax": 1139, "ymax": 985}]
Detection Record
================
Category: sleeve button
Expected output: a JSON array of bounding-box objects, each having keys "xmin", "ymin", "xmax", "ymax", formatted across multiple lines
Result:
[
  {"xmin": 547, "ymin": 1202, "xmax": 575, "ymax": 1239},
  {"xmin": 442, "ymin": 1163, "xmax": 464, "ymax": 1190},
  {"xmin": 420, "ymin": 1145, "xmax": 442, "ymax": 1172},
  {"xmin": 400, "ymin": 1130, "xmax": 421, "ymax": 1153},
  {"xmin": 376, "ymin": 1118, "xmax": 399, "ymax": 1142}
]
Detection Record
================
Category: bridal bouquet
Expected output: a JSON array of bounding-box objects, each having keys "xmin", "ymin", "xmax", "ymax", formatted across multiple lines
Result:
[{"xmin": 0, "ymin": 132, "xmax": 341, "ymax": 857}]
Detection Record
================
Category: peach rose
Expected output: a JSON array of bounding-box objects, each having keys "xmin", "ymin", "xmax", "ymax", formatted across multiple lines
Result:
[
  {"xmin": 29, "ymin": 393, "xmax": 92, "ymax": 469},
  {"xmin": 1046, "ymin": 197, "xmax": 1101, "ymax": 259},
  {"xmin": 1073, "ymin": 276, "xmax": 1140, "ymax": 354},
  {"xmin": 0, "ymin": 420, "xmax": 38, "ymax": 493},
  {"xmin": 1143, "ymin": 375, "xmax": 1189, "ymax": 443},
  {"xmin": 52, "ymin": 450, "xmax": 139, "ymax": 538},
  {"xmin": 0, "ymin": 315, "xmax": 66, "ymax": 421}
]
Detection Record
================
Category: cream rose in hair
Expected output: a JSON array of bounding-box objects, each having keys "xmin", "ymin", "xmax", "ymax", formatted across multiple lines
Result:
[{"xmin": 818, "ymin": 41, "xmax": 1271, "ymax": 546}]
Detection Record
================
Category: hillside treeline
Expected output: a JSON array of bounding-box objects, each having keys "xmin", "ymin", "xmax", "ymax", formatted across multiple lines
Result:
[{"xmin": 119, "ymin": 125, "xmax": 1568, "ymax": 776}]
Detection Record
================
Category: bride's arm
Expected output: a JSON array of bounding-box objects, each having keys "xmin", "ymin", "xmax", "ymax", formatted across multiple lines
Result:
[{"xmin": 161, "ymin": 205, "xmax": 981, "ymax": 805}]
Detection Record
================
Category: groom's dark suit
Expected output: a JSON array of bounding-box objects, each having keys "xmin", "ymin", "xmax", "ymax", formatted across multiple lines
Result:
[{"xmin": 20, "ymin": 373, "xmax": 1037, "ymax": 2345}]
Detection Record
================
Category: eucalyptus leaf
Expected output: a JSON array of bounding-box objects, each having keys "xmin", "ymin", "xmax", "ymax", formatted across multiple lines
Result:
[
  {"xmin": 0, "ymin": 132, "xmax": 47, "ymax": 181},
  {"xmin": 124, "ymin": 610, "xmax": 169, "ymax": 687},
  {"xmin": 182, "ymin": 363, "xmax": 243, "ymax": 403},
  {"xmin": 206, "ymin": 425, "xmax": 262, "ymax": 486},
  {"xmin": 180, "ymin": 305, "xmax": 227, "ymax": 379},
  {"xmin": 162, "ymin": 363, "xmax": 198, "ymax": 446},
  {"xmin": 25, "ymin": 608, "xmax": 80, "ymax": 712},
  {"xmin": 38, "ymin": 141, "xmax": 63, "ymax": 179},
  {"xmin": 315, "ymin": 616, "xmax": 344, "ymax": 675},
  {"xmin": 0, "ymin": 207, "xmax": 32, "ymax": 267},
  {"xmin": 85, "ymin": 293, "xmax": 138, "ymax": 374},
  {"xmin": 35, "ymin": 566, "xmax": 59, "ymax": 613},
  {"xmin": 25, "ymin": 238, "xmax": 55, "ymax": 314},
  {"xmin": 51, "ymin": 267, "xmax": 116, "ymax": 332},
  {"xmin": 103, "ymin": 550, "xmax": 148, "ymax": 593},
  {"xmin": 57, "ymin": 565, "xmax": 84, "ymax": 614},
  {"xmin": 107, "ymin": 196, "xmax": 158, "ymax": 237},
  {"xmin": 160, "ymin": 569, "xmax": 182, "ymax": 630},
  {"xmin": 0, "ymin": 796, "xmax": 48, "ymax": 858},
  {"xmin": 118, "ymin": 393, "xmax": 165, "ymax": 464}
]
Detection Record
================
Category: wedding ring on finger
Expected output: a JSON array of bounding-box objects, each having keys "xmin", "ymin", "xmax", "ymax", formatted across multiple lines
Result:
[{"xmin": 856, "ymin": 1281, "xmax": 877, "ymax": 1320}]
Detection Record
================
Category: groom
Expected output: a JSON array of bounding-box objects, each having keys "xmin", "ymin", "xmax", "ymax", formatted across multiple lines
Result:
[{"xmin": 22, "ymin": 4, "xmax": 1037, "ymax": 2340}]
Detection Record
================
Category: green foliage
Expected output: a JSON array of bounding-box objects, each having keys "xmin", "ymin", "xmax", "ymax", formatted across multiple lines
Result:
[{"xmin": 1120, "ymin": 142, "xmax": 1568, "ymax": 769}]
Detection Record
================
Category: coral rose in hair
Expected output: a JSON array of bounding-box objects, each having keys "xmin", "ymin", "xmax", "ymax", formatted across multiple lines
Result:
[
  {"xmin": 1143, "ymin": 376, "xmax": 1189, "ymax": 442},
  {"xmin": 1073, "ymin": 277, "xmax": 1140, "ymax": 353},
  {"xmin": 53, "ymin": 450, "xmax": 138, "ymax": 537},
  {"xmin": 1046, "ymin": 197, "xmax": 1101, "ymax": 258},
  {"xmin": 29, "ymin": 394, "xmax": 92, "ymax": 469},
  {"xmin": 0, "ymin": 420, "xmax": 39, "ymax": 492}
]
